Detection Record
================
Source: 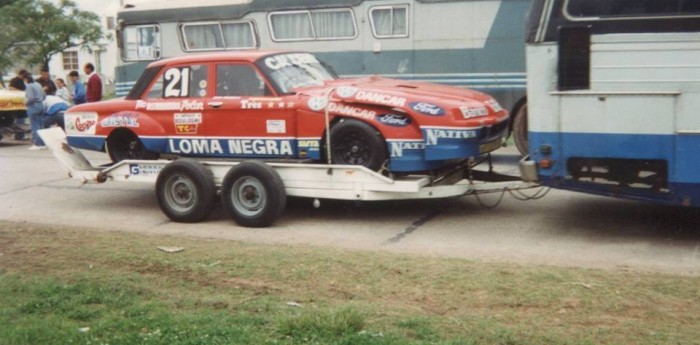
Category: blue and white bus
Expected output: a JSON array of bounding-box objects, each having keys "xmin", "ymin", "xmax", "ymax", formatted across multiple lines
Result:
[
  {"xmin": 115, "ymin": 0, "xmax": 532, "ymax": 153},
  {"xmin": 525, "ymin": 0, "xmax": 700, "ymax": 206}
]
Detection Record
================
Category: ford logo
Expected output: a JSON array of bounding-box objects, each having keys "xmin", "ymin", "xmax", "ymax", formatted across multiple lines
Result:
[
  {"xmin": 409, "ymin": 102, "xmax": 445, "ymax": 116},
  {"xmin": 377, "ymin": 113, "xmax": 411, "ymax": 127}
]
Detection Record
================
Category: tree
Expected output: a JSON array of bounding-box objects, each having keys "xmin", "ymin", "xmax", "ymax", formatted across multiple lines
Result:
[
  {"xmin": 0, "ymin": 0, "xmax": 33, "ymax": 87},
  {"xmin": 0, "ymin": 0, "xmax": 107, "ymax": 87},
  {"xmin": 24, "ymin": 0, "xmax": 108, "ymax": 71}
]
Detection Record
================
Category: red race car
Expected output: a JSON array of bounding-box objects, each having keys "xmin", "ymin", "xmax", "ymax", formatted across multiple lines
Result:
[{"xmin": 65, "ymin": 51, "xmax": 508, "ymax": 173}]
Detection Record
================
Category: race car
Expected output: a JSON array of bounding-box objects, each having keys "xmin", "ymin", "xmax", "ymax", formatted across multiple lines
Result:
[{"xmin": 65, "ymin": 51, "xmax": 508, "ymax": 173}]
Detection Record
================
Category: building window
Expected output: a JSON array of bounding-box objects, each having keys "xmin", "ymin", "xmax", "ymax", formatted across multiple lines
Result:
[
  {"xmin": 370, "ymin": 5, "xmax": 409, "ymax": 38},
  {"xmin": 268, "ymin": 8, "xmax": 357, "ymax": 41},
  {"xmin": 122, "ymin": 25, "xmax": 161, "ymax": 61},
  {"xmin": 181, "ymin": 21, "xmax": 257, "ymax": 51},
  {"xmin": 62, "ymin": 51, "xmax": 79, "ymax": 71}
]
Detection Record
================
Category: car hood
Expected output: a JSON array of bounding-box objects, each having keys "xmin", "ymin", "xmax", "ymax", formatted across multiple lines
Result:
[{"xmin": 298, "ymin": 76, "xmax": 495, "ymax": 108}]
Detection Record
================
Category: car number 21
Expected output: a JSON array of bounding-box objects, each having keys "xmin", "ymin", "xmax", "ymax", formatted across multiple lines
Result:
[{"xmin": 164, "ymin": 67, "xmax": 190, "ymax": 98}]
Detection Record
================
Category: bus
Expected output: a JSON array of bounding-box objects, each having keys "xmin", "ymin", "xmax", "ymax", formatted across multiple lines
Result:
[
  {"xmin": 115, "ymin": 0, "xmax": 532, "ymax": 153},
  {"xmin": 525, "ymin": 0, "xmax": 700, "ymax": 206}
]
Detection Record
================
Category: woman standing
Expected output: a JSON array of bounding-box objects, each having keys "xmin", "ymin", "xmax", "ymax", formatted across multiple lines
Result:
[{"xmin": 24, "ymin": 74, "xmax": 46, "ymax": 150}]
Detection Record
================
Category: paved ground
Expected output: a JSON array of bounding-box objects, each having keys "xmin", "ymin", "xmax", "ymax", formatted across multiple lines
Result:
[{"xmin": 2, "ymin": 136, "xmax": 699, "ymax": 276}]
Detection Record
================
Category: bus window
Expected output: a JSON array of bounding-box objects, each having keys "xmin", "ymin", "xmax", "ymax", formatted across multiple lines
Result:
[
  {"xmin": 222, "ymin": 22, "xmax": 257, "ymax": 49},
  {"xmin": 311, "ymin": 9, "xmax": 356, "ymax": 39},
  {"xmin": 268, "ymin": 8, "xmax": 357, "ymax": 41},
  {"xmin": 182, "ymin": 21, "xmax": 257, "ymax": 51},
  {"xmin": 122, "ymin": 25, "xmax": 160, "ymax": 61},
  {"xmin": 370, "ymin": 5, "xmax": 409, "ymax": 38},
  {"xmin": 183, "ymin": 23, "xmax": 224, "ymax": 50},
  {"xmin": 566, "ymin": 0, "xmax": 700, "ymax": 19}
]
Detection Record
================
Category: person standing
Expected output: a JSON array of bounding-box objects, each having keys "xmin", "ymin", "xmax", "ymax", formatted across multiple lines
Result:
[
  {"xmin": 24, "ymin": 74, "xmax": 46, "ymax": 150},
  {"xmin": 9, "ymin": 70, "xmax": 28, "ymax": 91},
  {"xmin": 54, "ymin": 78, "xmax": 72, "ymax": 103},
  {"xmin": 37, "ymin": 67, "xmax": 57, "ymax": 95},
  {"xmin": 84, "ymin": 63, "xmax": 102, "ymax": 102},
  {"xmin": 68, "ymin": 71, "xmax": 86, "ymax": 105}
]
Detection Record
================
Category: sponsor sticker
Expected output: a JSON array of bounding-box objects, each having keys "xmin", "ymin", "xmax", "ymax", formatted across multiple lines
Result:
[
  {"xmin": 100, "ymin": 113, "xmax": 140, "ymax": 128},
  {"xmin": 65, "ymin": 113, "xmax": 98, "ymax": 135},
  {"xmin": 389, "ymin": 141, "xmax": 425, "ymax": 158},
  {"xmin": 129, "ymin": 163, "xmax": 162, "ymax": 176},
  {"xmin": 424, "ymin": 128, "xmax": 478, "ymax": 145},
  {"xmin": 266, "ymin": 120, "xmax": 286, "ymax": 134},
  {"xmin": 135, "ymin": 100, "xmax": 204, "ymax": 111},
  {"xmin": 376, "ymin": 113, "xmax": 411, "ymax": 127},
  {"xmin": 174, "ymin": 113, "xmax": 202, "ymax": 135},
  {"xmin": 264, "ymin": 53, "xmax": 319, "ymax": 70},
  {"xmin": 355, "ymin": 91, "xmax": 406, "ymax": 107},
  {"xmin": 307, "ymin": 96, "xmax": 329, "ymax": 112},
  {"xmin": 168, "ymin": 138, "xmax": 294, "ymax": 156},
  {"xmin": 335, "ymin": 86, "xmax": 358, "ymax": 98},
  {"xmin": 459, "ymin": 106, "xmax": 489, "ymax": 119},
  {"xmin": 486, "ymin": 99, "xmax": 504, "ymax": 112},
  {"xmin": 410, "ymin": 102, "xmax": 445, "ymax": 116}
]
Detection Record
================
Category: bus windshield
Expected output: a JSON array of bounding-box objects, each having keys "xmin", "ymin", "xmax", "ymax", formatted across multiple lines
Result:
[{"xmin": 256, "ymin": 53, "xmax": 336, "ymax": 94}]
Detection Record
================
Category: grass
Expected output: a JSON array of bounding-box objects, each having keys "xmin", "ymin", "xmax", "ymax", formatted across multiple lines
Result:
[{"xmin": 0, "ymin": 220, "xmax": 699, "ymax": 345}]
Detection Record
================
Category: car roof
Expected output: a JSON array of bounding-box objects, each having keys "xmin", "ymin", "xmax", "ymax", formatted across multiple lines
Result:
[{"xmin": 147, "ymin": 50, "xmax": 293, "ymax": 68}]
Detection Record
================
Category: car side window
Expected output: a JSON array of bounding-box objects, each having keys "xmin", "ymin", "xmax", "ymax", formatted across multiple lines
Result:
[
  {"xmin": 146, "ymin": 64, "xmax": 209, "ymax": 99},
  {"xmin": 216, "ymin": 64, "xmax": 271, "ymax": 97}
]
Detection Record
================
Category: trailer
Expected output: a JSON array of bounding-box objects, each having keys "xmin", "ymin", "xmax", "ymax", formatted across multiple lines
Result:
[{"xmin": 39, "ymin": 127, "xmax": 539, "ymax": 227}]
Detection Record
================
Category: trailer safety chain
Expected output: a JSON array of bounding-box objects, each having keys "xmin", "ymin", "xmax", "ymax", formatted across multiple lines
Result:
[{"xmin": 472, "ymin": 186, "xmax": 551, "ymax": 209}]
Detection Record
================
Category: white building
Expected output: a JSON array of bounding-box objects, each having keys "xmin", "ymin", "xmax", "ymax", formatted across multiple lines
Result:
[{"xmin": 47, "ymin": 38, "xmax": 117, "ymax": 96}]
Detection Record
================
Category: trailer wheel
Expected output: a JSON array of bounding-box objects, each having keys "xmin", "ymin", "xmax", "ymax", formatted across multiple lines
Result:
[
  {"xmin": 329, "ymin": 119, "xmax": 386, "ymax": 171},
  {"xmin": 221, "ymin": 161, "xmax": 286, "ymax": 228},
  {"xmin": 156, "ymin": 159, "xmax": 216, "ymax": 223},
  {"xmin": 512, "ymin": 102, "xmax": 529, "ymax": 156}
]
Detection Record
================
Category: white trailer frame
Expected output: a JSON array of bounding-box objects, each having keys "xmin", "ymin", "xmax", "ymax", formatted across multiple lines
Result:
[{"xmin": 39, "ymin": 127, "xmax": 538, "ymax": 227}]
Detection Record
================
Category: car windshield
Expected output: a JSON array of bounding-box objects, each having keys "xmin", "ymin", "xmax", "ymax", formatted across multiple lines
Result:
[{"xmin": 257, "ymin": 53, "xmax": 336, "ymax": 94}]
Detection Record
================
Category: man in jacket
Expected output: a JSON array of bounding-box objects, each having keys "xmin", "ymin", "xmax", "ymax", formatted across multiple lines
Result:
[{"xmin": 84, "ymin": 63, "xmax": 102, "ymax": 102}]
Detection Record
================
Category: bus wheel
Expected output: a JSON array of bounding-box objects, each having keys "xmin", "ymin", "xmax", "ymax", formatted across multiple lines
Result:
[
  {"xmin": 329, "ymin": 118, "xmax": 386, "ymax": 171},
  {"xmin": 156, "ymin": 159, "xmax": 216, "ymax": 223},
  {"xmin": 513, "ymin": 102, "xmax": 529, "ymax": 156},
  {"xmin": 107, "ymin": 130, "xmax": 158, "ymax": 163},
  {"xmin": 221, "ymin": 161, "xmax": 286, "ymax": 228}
]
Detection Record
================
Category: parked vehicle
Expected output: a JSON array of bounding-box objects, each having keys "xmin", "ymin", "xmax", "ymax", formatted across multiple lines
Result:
[
  {"xmin": 64, "ymin": 51, "xmax": 509, "ymax": 173},
  {"xmin": 115, "ymin": 0, "xmax": 532, "ymax": 154},
  {"xmin": 0, "ymin": 88, "xmax": 27, "ymax": 141},
  {"xmin": 525, "ymin": 0, "xmax": 700, "ymax": 206}
]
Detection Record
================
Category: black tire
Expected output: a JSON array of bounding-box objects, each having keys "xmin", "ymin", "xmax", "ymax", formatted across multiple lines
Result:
[
  {"xmin": 221, "ymin": 161, "xmax": 286, "ymax": 228},
  {"xmin": 512, "ymin": 102, "xmax": 529, "ymax": 156},
  {"xmin": 156, "ymin": 159, "xmax": 216, "ymax": 223},
  {"xmin": 328, "ymin": 118, "xmax": 387, "ymax": 171},
  {"xmin": 107, "ymin": 130, "xmax": 158, "ymax": 162}
]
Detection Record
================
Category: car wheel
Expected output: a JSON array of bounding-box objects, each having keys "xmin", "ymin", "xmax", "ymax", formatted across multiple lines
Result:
[
  {"xmin": 156, "ymin": 159, "xmax": 216, "ymax": 223},
  {"xmin": 512, "ymin": 102, "xmax": 529, "ymax": 156},
  {"xmin": 221, "ymin": 161, "xmax": 286, "ymax": 228},
  {"xmin": 107, "ymin": 130, "xmax": 158, "ymax": 162},
  {"xmin": 328, "ymin": 119, "xmax": 387, "ymax": 171}
]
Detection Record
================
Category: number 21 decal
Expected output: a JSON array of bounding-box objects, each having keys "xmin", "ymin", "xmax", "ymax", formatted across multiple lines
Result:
[{"xmin": 164, "ymin": 67, "xmax": 190, "ymax": 97}]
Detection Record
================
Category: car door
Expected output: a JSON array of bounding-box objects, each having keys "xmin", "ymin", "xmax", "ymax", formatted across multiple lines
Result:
[
  {"xmin": 139, "ymin": 63, "xmax": 213, "ymax": 156},
  {"xmin": 205, "ymin": 62, "xmax": 296, "ymax": 158}
]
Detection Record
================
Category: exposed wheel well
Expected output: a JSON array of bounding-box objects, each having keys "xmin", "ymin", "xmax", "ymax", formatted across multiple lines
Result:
[{"xmin": 508, "ymin": 96, "xmax": 528, "ymax": 135}]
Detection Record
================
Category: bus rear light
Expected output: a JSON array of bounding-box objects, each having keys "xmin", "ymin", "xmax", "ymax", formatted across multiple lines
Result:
[{"xmin": 539, "ymin": 159, "xmax": 553, "ymax": 169}]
